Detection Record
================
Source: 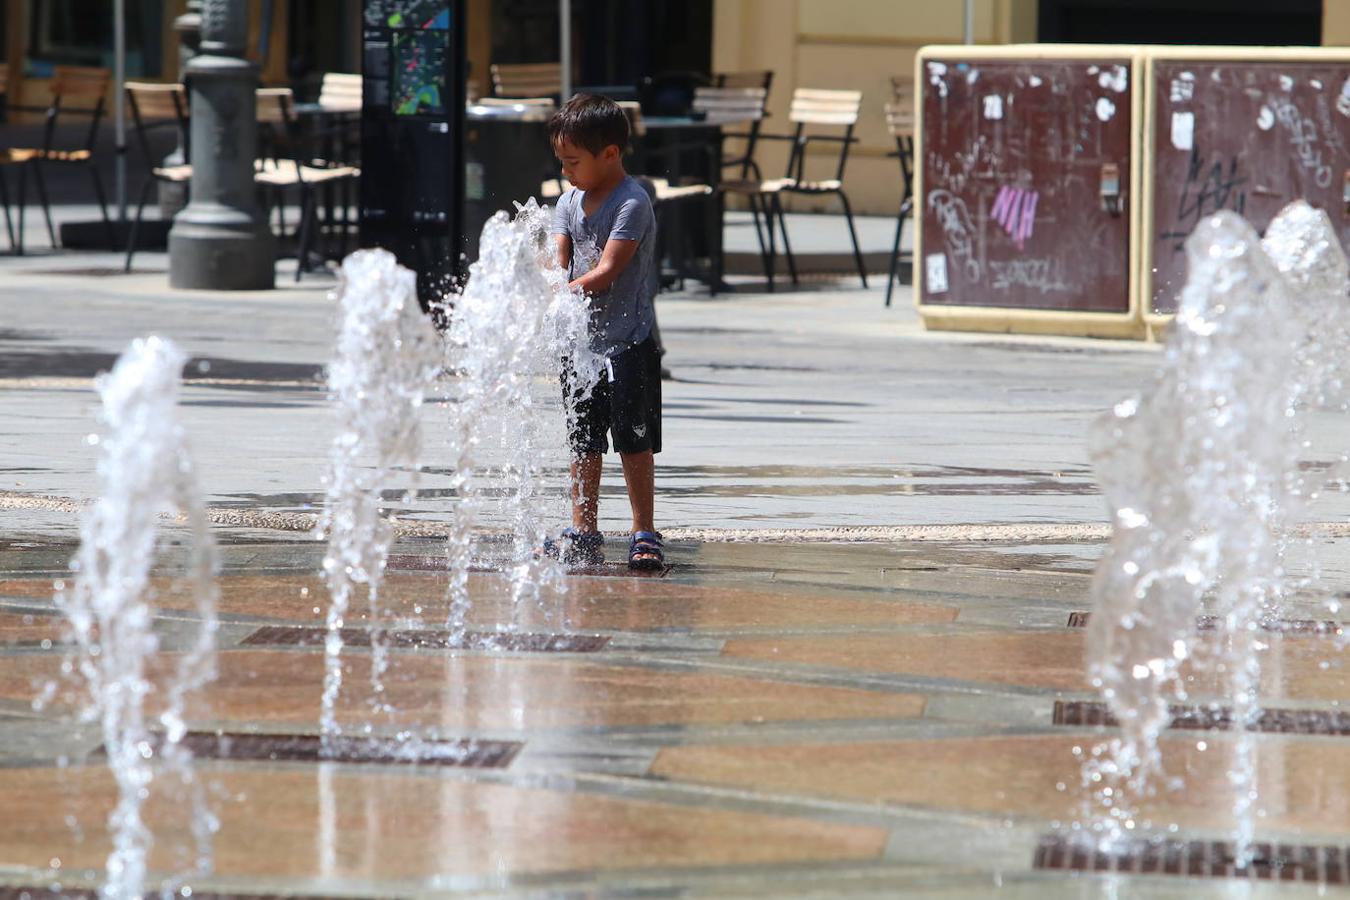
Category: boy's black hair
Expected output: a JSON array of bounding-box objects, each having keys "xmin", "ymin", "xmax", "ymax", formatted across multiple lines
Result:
[{"xmin": 548, "ymin": 93, "xmax": 630, "ymax": 156}]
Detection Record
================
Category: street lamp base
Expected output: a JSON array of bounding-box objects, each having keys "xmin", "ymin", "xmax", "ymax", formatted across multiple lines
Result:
[{"xmin": 168, "ymin": 220, "xmax": 276, "ymax": 290}]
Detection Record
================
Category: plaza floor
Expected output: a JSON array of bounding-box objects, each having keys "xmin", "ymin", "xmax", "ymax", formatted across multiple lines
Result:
[{"xmin": 1, "ymin": 239, "xmax": 1349, "ymax": 896}]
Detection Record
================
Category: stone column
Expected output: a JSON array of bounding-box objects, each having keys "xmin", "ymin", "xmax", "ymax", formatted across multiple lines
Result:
[
  {"xmin": 169, "ymin": 0, "xmax": 274, "ymax": 290},
  {"xmin": 159, "ymin": 0, "xmax": 202, "ymax": 216}
]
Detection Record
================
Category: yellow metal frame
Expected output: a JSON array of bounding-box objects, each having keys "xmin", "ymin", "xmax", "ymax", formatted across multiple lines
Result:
[
  {"xmin": 913, "ymin": 44, "xmax": 1147, "ymax": 340},
  {"xmin": 1139, "ymin": 45, "xmax": 1350, "ymax": 333}
]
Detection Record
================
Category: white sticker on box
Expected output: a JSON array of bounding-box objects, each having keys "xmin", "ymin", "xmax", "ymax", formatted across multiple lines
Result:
[
  {"xmin": 983, "ymin": 94, "xmax": 1004, "ymax": 120},
  {"xmin": 925, "ymin": 253, "xmax": 949, "ymax": 295},
  {"xmin": 1170, "ymin": 111, "xmax": 1194, "ymax": 151},
  {"xmin": 1095, "ymin": 97, "xmax": 1116, "ymax": 122},
  {"xmin": 1170, "ymin": 78, "xmax": 1194, "ymax": 103}
]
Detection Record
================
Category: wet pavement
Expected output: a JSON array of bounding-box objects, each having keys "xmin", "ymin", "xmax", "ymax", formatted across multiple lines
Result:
[
  {"xmin": 0, "ymin": 539, "xmax": 1344, "ymax": 897},
  {"xmin": 3, "ymin": 250, "xmax": 1350, "ymax": 895}
]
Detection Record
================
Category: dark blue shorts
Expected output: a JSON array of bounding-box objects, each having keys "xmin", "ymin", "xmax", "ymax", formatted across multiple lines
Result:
[{"xmin": 564, "ymin": 335, "xmax": 662, "ymax": 456}]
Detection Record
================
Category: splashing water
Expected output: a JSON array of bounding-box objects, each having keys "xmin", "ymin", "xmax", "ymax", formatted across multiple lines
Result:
[
  {"xmin": 320, "ymin": 250, "xmax": 441, "ymax": 742},
  {"xmin": 1085, "ymin": 202, "xmax": 1349, "ymax": 853},
  {"xmin": 58, "ymin": 336, "xmax": 219, "ymax": 899},
  {"xmin": 439, "ymin": 199, "xmax": 604, "ymax": 633}
]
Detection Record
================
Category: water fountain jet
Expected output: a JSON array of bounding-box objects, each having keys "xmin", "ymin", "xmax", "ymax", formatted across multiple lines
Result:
[
  {"xmin": 320, "ymin": 250, "xmax": 441, "ymax": 743},
  {"xmin": 58, "ymin": 336, "xmax": 219, "ymax": 899},
  {"xmin": 438, "ymin": 199, "xmax": 604, "ymax": 634},
  {"xmin": 1085, "ymin": 201, "xmax": 1349, "ymax": 855}
]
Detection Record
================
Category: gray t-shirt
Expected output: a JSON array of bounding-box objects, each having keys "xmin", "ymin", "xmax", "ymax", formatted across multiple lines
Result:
[{"xmin": 549, "ymin": 176, "xmax": 657, "ymax": 356}]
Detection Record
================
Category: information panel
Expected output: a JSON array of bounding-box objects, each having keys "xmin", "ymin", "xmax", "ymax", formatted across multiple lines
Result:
[{"xmin": 360, "ymin": 0, "xmax": 465, "ymax": 303}]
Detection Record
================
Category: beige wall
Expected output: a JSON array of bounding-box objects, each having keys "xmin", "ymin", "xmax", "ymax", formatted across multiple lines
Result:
[
  {"xmin": 713, "ymin": 0, "xmax": 1036, "ymax": 216},
  {"xmin": 1325, "ymin": 0, "xmax": 1350, "ymax": 44}
]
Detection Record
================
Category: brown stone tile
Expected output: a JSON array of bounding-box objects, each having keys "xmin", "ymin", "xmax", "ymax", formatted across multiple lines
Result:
[
  {"xmin": 0, "ymin": 611, "xmax": 68, "ymax": 646},
  {"xmin": 0, "ymin": 766, "xmax": 887, "ymax": 880},
  {"xmin": 0, "ymin": 574, "xmax": 959, "ymax": 633},
  {"xmin": 720, "ymin": 631, "xmax": 1350, "ymax": 700},
  {"xmin": 651, "ymin": 733, "xmax": 1350, "ymax": 834},
  {"xmin": 723, "ymin": 631, "xmax": 1088, "ymax": 691},
  {"xmin": 0, "ymin": 651, "xmax": 924, "ymax": 730}
]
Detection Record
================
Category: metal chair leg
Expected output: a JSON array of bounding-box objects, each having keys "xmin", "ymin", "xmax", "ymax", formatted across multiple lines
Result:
[
  {"xmin": 885, "ymin": 200, "xmax": 905, "ymax": 307},
  {"xmin": 711, "ymin": 190, "xmax": 725, "ymax": 297},
  {"xmin": 760, "ymin": 194, "xmax": 776, "ymax": 292},
  {"xmin": 31, "ymin": 162, "xmax": 58, "ymax": 249},
  {"xmin": 294, "ymin": 189, "xmax": 315, "ymax": 282},
  {"xmin": 15, "ymin": 162, "xmax": 27, "ymax": 255},
  {"xmin": 88, "ymin": 164, "xmax": 116, "ymax": 250},
  {"xmin": 775, "ymin": 194, "xmax": 799, "ymax": 286},
  {"xmin": 0, "ymin": 170, "xmax": 14, "ymax": 253},
  {"xmin": 746, "ymin": 194, "xmax": 771, "ymax": 281},
  {"xmin": 838, "ymin": 190, "xmax": 867, "ymax": 289},
  {"xmin": 125, "ymin": 177, "xmax": 155, "ymax": 273}
]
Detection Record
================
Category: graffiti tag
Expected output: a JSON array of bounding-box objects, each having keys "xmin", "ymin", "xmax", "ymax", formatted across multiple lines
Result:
[
  {"xmin": 991, "ymin": 185, "xmax": 1039, "ymax": 249},
  {"xmin": 1271, "ymin": 98, "xmax": 1334, "ymax": 189},
  {"xmin": 1160, "ymin": 148, "xmax": 1247, "ymax": 251},
  {"xmin": 989, "ymin": 258, "xmax": 1069, "ymax": 293},
  {"xmin": 927, "ymin": 190, "xmax": 982, "ymax": 282}
]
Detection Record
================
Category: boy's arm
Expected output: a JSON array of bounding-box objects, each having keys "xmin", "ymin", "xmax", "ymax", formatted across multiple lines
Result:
[
  {"xmin": 554, "ymin": 233, "xmax": 573, "ymax": 272},
  {"xmin": 568, "ymin": 238, "xmax": 638, "ymax": 295}
]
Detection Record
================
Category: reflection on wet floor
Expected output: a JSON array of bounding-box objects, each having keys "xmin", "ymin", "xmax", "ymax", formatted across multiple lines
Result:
[{"xmin": 0, "ymin": 538, "xmax": 1346, "ymax": 896}]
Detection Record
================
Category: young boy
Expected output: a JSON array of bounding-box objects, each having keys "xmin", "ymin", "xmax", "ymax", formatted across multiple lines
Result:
[{"xmin": 547, "ymin": 94, "xmax": 663, "ymax": 570}]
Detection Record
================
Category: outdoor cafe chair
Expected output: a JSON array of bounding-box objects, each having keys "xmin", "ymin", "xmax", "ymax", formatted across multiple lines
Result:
[
  {"xmin": 884, "ymin": 78, "xmax": 916, "ymax": 307},
  {"xmin": 318, "ymin": 72, "xmax": 362, "ymax": 113},
  {"xmin": 0, "ymin": 66, "xmax": 14, "ymax": 251},
  {"xmin": 253, "ymin": 87, "xmax": 360, "ymax": 281},
  {"xmin": 490, "ymin": 62, "xmax": 562, "ymax": 99},
  {"xmin": 122, "ymin": 82, "xmax": 190, "ymax": 272},
  {"xmin": 721, "ymin": 87, "xmax": 866, "ymax": 290},
  {"xmin": 1, "ymin": 66, "xmax": 113, "ymax": 254}
]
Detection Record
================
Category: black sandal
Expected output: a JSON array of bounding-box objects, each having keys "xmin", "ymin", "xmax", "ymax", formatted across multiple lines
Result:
[
  {"xmin": 542, "ymin": 528, "xmax": 605, "ymax": 567},
  {"xmin": 628, "ymin": 531, "xmax": 664, "ymax": 570}
]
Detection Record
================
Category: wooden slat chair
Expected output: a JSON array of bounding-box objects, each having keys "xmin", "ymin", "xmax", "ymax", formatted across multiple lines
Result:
[
  {"xmin": 318, "ymin": 72, "xmax": 362, "ymax": 113},
  {"xmin": 315, "ymin": 72, "xmax": 362, "ymax": 179},
  {"xmin": 478, "ymin": 96, "xmax": 555, "ymax": 108},
  {"xmin": 490, "ymin": 62, "xmax": 562, "ymax": 99},
  {"xmin": 253, "ymin": 87, "xmax": 360, "ymax": 280},
  {"xmin": 692, "ymin": 86, "xmax": 768, "ymax": 178},
  {"xmin": 884, "ymin": 78, "xmax": 916, "ymax": 307},
  {"xmin": 3, "ymin": 66, "xmax": 113, "ymax": 253},
  {"xmin": 122, "ymin": 82, "xmax": 190, "ymax": 272},
  {"xmin": 721, "ymin": 87, "xmax": 866, "ymax": 289}
]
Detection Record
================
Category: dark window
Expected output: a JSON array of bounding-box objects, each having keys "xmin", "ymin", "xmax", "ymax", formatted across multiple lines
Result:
[
  {"xmin": 490, "ymin": 0, "xmax": 713, "ymax": 88},
  {"xmin": 26, "ymin": 0, "xmax": 164, "ymax": 77},
  {"xmin": 1039, "ymin": 0, "xmax": 1322, "ymax": 46}
]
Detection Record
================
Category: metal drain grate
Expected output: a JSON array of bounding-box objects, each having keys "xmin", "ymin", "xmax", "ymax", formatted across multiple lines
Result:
[
  {"xmin": 385, "ymin": 554, "xmax": 671, "ymax": 578},
  {"xmin": 1033, "ymin": 834, "xmax": 1350, "ymax": 883},
  {"xmin": 1066, "ymin": 611, "xmax": 1343, "ymax": 634},
  {"xmin": 95, "ymin": 732, "xmax": 521, "ymax": 769},
  {"xmin": 1053, "ymin": 700, "xmax": 1350, "ymax": 735},
  {"xmin": 241, "ymin": 625, "xmax": 610, "ymax": 653}
]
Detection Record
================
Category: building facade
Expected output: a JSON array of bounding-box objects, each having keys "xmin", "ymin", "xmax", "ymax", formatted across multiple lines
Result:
[{"xmin": 0, "ymin": 0, "xmax": 1338, "ymax": 215}]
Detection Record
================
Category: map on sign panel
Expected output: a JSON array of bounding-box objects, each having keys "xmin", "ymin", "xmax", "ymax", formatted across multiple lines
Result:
[
  {"xmin": 364, "ymin": 0, "xmax": 451, "ymax": 29},
  {"xmin": 392, "ymin": 30, "xmax": 449, "ymax": 115}
]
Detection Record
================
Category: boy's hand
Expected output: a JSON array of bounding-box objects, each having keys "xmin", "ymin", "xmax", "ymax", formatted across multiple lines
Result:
[{"xmin": 568, "ymin": 238, "xmax": 639, "ymax": 296}]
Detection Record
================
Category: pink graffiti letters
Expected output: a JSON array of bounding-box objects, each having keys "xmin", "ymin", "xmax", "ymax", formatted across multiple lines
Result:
[{"xmin": 991, "ymin": 185, "xmax": 1039, "ymax": 249}]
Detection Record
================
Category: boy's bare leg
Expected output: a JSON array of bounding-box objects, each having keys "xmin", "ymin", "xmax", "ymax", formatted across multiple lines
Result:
[
  {"xmin": 619, "ymin": 450, "xmax": 655, "ymax": 534},
  {"xmin": 570, "ymin": 453, "xmax": 602, "ymax": 533}
]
